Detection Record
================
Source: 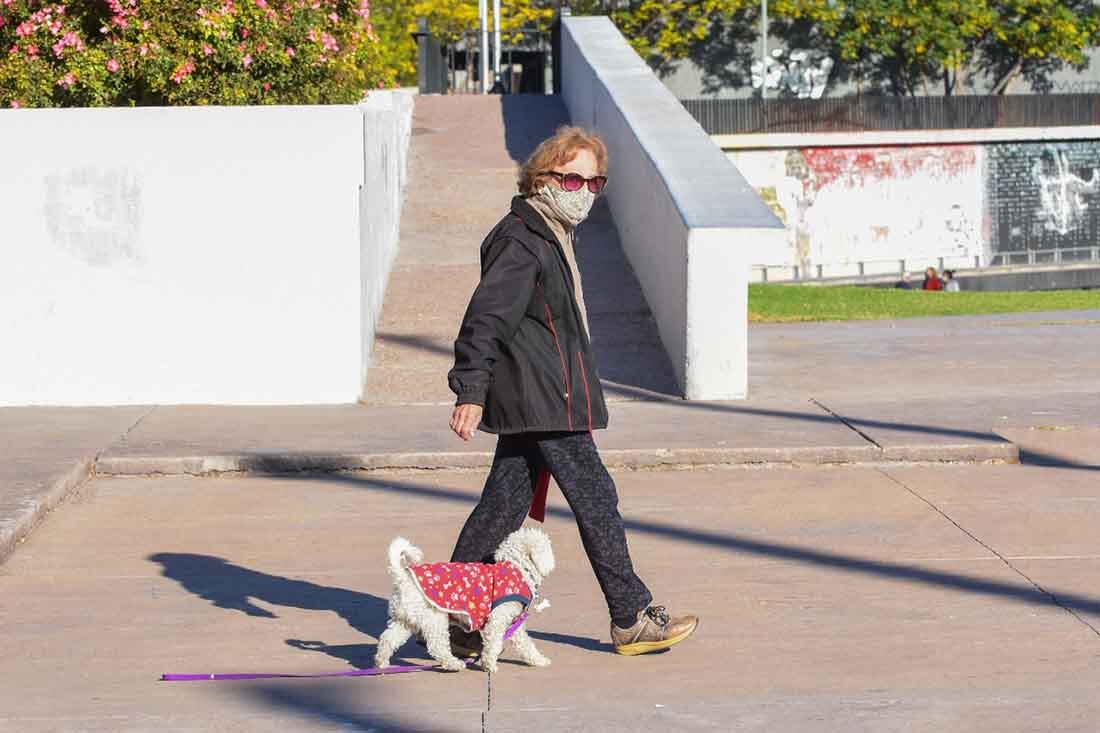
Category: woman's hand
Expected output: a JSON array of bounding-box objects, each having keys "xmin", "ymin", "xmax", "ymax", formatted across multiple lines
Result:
[{"xmin": 450, "ymin": 404, "xmax": 484, "ymax": 441}]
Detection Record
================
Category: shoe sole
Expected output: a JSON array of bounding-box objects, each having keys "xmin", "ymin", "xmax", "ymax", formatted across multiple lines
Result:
[{"xmin": 614, "ymin": 619, "xmax": 699, "ymax": 656}]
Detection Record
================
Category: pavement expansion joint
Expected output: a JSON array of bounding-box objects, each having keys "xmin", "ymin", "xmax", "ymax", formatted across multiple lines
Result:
[
  {"xmin": 876, "ymin": 467, "xmax": 1100, "ymax": 640},
  {"xmin": 94, "ymin": 405, "xmax": 158, "ymax": 468},
  {"xmin": 810, "ymin": 397, "xmax": 884, "ymax": 450}
]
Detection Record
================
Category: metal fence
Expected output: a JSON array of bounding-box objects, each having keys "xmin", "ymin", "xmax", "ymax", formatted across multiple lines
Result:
[
  {"xmin": 753, "ymin": 246, "xmax": 1100, "ymax": 284},
  {"xmin": 683, "ymin": 94, "xmax": 1100, "ymax": 135},
  {"xmin": 413, "ymin": 19, "xmax": 553, "ymax": 95},
  {"xmin": 990, "ymin": 245, "xmax": 1100, "ymax": 267},
  {"xmin": 753, "ymin": 255, "xmax": 981, "ymax": 284}
]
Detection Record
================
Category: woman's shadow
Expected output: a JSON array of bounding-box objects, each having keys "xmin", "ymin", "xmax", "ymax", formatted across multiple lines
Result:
[{"xmin": 149, "ymin": 552, "xmax": 413, "ymax": 669}]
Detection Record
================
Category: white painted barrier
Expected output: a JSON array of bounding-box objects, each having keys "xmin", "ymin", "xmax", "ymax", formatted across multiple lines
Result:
[
  {"xmin": 560, "ymin": 17, "xmax": 784, "ymax": 400},
  {"xmin": 727, "ymin": 144, "xmax": 987, "ymax": 277},
  {"xmin": 360, "ymin": 91, "xmax": 414, "ymax": 395},
  {"xmin": 0, "ymin": 93, "xmax": 413, "ymax": 406}
]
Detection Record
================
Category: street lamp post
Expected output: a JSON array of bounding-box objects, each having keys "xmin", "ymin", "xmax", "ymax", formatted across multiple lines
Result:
[
  {"xmin": 761, "ymin": 0, "xmax": 768, "ymax": 101},
  {"xmin": 493, "ymin": 0, "xmax": 502, "ymax": 85},
  {"xmin": 479, "ymin": 0, "xmax": 490, "ymax": 93}
]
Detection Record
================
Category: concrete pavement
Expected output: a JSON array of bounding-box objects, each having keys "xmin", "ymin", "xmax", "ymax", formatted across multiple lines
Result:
[
  {"xmin": 5, "ymin": 87, "xmax": 1100, "ymax": 729},
  {"xmin": 87, "ymin": 397, "xmax": 1014, "ymax": 477},
  {"xmin": 9, "ymin": 307, "xmax": 1100, "ymax": 565},
  {"xmin": 3, "ymin": 440, "xmax": 1100, "ymax": 731},
  {"xmin": 2, "ymin": 307, "xmax": 1098, "ymax": 729},
  {"xmin": 0, "ymin": 406, "xmax": 150, "ymax": 561}
]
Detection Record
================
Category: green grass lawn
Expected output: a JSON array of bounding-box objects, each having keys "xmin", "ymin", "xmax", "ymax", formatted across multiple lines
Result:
[{"xmin": 749, "ymin": 284, "xmax": 1100, "ymax": 323}]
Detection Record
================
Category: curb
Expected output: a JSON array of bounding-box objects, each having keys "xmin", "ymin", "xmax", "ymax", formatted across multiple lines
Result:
[
  {"xmin": 94, "ymin": 442, "xmax": 1019, "ymax": 477},
  {"xmin": 2, "ymin": 441, "xmax": 1019, "ymax": 565},
  {"xmin": 0, "ymin": 457, "xmax": 95, "ymax": 564}
]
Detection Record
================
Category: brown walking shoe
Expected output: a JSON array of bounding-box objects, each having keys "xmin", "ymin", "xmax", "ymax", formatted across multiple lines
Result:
[{"xmin": 611, "ymin": 605, "xmax": 699, "ymax": 656}]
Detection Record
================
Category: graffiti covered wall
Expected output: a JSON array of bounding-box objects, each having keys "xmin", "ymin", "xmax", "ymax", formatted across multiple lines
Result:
[
  {"xmin": 728, "ymin": 137, "xmax": 1100, "ymax": 275},
  {"xmin": 988, "ymin": 142, "xmax": 1100, "ymax": 254},
  {"xmin": 728, "ymin": 145, "xmax": 986, "ymax": 274}
]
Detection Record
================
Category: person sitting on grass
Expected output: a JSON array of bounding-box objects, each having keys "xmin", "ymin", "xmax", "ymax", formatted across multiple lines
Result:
[
  {"xmin": 943, "ymin": 269, "xmax": 960, "ymax": 292},
  {"xmin": 922, "ymin": 267, "xmax": 944, "ymax": 291}
]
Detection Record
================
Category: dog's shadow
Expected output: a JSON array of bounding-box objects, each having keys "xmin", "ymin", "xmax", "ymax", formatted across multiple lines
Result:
[
  {"xmin": 149, "ymin": 552, "xmax": 424, "ymax": 667},
  {"xmin": 149, "ymin": 552, "xmax": 614, "ymax": 669}
]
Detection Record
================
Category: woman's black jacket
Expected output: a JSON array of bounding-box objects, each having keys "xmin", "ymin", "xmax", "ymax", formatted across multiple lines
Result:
[{"xmin": 448, "ymin": 196, "xmax": 609, "ymax": 434}]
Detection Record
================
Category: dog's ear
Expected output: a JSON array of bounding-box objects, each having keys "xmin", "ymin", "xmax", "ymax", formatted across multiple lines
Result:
[{"xmin": 527, "ymin": 532, "xmax": 555, "ymax": 577}]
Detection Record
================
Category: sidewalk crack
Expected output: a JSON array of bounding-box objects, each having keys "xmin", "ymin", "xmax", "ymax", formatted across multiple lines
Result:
[
  {"xmin": 483, "ymin": 670, "xmax": 492, "ymax": 732},
  {"xmin": 121, "ymin": 405, "xmax": 157, "ymax": 442},
  {"xmin": 810, "ymin": 398, "xmax": 883, "ymax": 449},
  {"xmin": 93, "ymin": 405, "xmax": 157, "ymax": 472},
  {"xmin": 877, "ymin": 467, "xmax": 1100, "ymax": 639}
]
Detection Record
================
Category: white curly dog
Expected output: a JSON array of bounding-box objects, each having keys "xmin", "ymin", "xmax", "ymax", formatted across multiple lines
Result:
[{"xmin": 375, "ymin": 527, "xmax": 555, "ymax": 673}]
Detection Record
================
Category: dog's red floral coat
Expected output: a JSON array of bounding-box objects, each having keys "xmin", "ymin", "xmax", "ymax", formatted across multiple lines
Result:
[{"xmin": 408, "ymin": 561, "xmax": 532, "ymax": 632}]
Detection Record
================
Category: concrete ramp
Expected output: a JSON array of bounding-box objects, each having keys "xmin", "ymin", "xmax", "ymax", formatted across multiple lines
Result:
[{"xmin": 364, "ymin": 95, "xmax": 678, "ymax": 406}]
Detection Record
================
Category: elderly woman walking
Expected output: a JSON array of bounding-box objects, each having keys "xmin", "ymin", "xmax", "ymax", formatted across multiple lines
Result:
[{"xmin": 445, "ymin": 126, "xmax": 698, "ymax": 656}]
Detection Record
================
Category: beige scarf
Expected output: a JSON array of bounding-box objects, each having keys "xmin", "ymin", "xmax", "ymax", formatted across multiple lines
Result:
[{"xmin": 526, "ymin": 195, "xmax": 591, "ymax": 339}]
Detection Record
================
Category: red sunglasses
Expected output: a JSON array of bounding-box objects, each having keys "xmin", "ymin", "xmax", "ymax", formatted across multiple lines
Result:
[{"xmin": 547, "ymin": 171, "xmax": 608, "ymax": 194}]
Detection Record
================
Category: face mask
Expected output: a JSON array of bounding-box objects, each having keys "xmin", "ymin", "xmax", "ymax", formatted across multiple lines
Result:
[{"xmin": 538, "ymin": 183, "xmax": 596, "ymax": 227}]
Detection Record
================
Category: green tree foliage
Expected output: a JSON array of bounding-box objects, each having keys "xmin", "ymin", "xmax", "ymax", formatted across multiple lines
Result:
[
  {"xmin": 976, "ymin": 0, "xmax": 1100, "ymax": 94},
  {"xmin": 372, "ymin": 0, "xmax": 418, "ymax": 85},
  {"xmin": 572, "ymin": 0, "xmax": 752, "ymax": 72},
  {"xmin": 376, "ymin": 0, "xmax": 1100, "ymax": 96},
  {"xmin": 371, "ymin": 0, "xmax": 553, "ymax": 85},
  {"xmin": 0, "ymin": 0, "xmax": 394, "ymax": 108},
  {"xmin": 771, "ymin": 0, "xmax": 1100, "ymax": 95},
  {"xmin": 380, "ymin": 1, "xmax": 751, "ymax": 82}
]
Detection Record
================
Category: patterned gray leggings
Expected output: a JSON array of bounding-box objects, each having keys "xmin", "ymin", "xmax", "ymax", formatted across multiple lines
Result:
[{"xmin": 450, "ymin": 431, "xmax": 652, "ymax": 623}]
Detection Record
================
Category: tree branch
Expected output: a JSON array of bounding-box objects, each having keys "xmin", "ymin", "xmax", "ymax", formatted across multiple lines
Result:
[{"xmin": 991, "ymin": 57, "xmax": 1024, "ymax": 95}]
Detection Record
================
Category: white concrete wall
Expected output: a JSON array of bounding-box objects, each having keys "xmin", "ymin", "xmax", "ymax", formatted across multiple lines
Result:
[
  {"xmin": 714, "ymin": 126, "xmax": 1100, "ymax": 150},
  {"xmin": 0, "ymin": 96, "xmax": 413, "ymax": 406},
  {"xmin": 727, "ymin": 145, "xmax": 987, "ymax": 279},
  {"xmin": 360, "ymin": 91, "xmax": 414, "ymax": 394},
  {"xmin": 561, "ymin": 17, "xmax": 784, "ymax": 400}
]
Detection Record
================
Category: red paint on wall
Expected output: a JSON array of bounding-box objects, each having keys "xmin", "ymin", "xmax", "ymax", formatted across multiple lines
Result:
[{"xmin": 801, "ymin": 145, "xmax": 977, "ymax": 191}]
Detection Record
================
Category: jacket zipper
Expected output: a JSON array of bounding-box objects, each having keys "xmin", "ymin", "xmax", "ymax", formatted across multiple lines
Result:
[
  {"xmin": 542, "ymin": 295, "xmax": 573, "ymax": 430},
  {"xmin": 576, "ymin": 351, "xmax": 593, "ymax": 432}
]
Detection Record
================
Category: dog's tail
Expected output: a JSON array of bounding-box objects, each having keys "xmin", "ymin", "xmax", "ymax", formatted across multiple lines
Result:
[{"xmin": 386, "ymin": 537, "xmax": 424, "ymax": 577}]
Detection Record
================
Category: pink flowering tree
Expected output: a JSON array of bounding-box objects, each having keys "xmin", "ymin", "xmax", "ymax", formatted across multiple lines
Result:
[{"xmin": 0, "ymin": 0, "xmax": 393, "ymax": 108}]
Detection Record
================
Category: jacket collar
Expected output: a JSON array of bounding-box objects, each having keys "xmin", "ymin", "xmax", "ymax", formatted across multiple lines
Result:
[
  {"xmin": 510, "ymin": 196, "xmax": 575, "ymax": 291},
  {"xmin": 511, "ymin": 195, "xmax": 561, "ymax": 249}
]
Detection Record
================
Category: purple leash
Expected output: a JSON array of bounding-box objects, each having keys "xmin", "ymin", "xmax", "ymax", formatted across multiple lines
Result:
[{"xmin": 162, "ymin": 613, "xmax": 528, "ymax": 682}]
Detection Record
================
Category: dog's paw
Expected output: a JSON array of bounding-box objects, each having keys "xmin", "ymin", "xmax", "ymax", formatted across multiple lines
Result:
[
  {"xmin": 481, "ymin": 659, "xmax": 499, "ymax": 674},
  {"xmin": 529, "ymin": 654, "xmax": 551, "ymax": 667},
  {"xmin": 440, "ymin": 658, "xmax": 467, "ymax": 672}
]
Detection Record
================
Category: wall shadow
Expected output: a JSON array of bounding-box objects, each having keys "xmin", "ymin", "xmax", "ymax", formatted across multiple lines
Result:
[
  {"xmin": 574, "ymin": 196, "xmax": 682, "ymax": 397},
  {"xmin": 1018, "ymin": 449, "xmax": 1100, "ymax": 472},
  {"xmin": 497, "ymin": 94, "xmax": 683, "ymax": 398},
  {"xmin": 499, "ymin": 95, "xmax": 571, "ymax": 164},
  {"xmin": 236, "ymin": 684, "xmax": 458, "ymax": 733}
]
